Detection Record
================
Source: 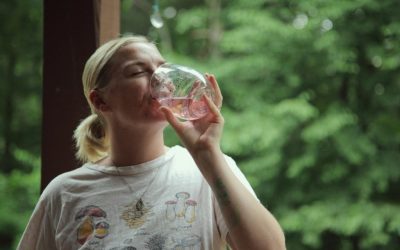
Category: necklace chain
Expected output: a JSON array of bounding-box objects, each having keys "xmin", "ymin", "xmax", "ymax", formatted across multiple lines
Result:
[{"xmin": 115, "ymin": 164, "xmax": 162, "ymax": 212}]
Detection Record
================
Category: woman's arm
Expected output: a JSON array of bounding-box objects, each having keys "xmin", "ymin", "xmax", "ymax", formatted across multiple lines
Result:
[
  {"xmin": 160, "ymin": 74, "xmax": 286, "ymax": 250},
  {"xmin": 193, "ymin": 147, "xmax": 285, "ymax": 250}
]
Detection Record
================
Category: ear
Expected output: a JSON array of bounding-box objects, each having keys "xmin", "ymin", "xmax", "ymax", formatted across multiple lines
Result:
[{"xmin": 89, "ymin": 90, "xmax": 110, "ymax": 112}]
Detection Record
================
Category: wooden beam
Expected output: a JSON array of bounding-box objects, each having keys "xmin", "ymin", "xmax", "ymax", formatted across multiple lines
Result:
[{"xmin": 42, "ymin": 0, "xmax": 120, "ymax": 191}]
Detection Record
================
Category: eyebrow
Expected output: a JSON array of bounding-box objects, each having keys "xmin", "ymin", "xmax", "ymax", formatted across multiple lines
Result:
[
  {"xmin": 122, "ymin": 61, "xmax": 146, "ymax": 70},
  {"xmin": 122, "ymin": 60, "xmax": 166, "ymax": 70}
]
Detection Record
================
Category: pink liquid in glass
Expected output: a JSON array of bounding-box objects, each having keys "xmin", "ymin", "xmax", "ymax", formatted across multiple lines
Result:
[{"xmin": 159, "ymin": 97, "xmax": 209, "ymax": 120}]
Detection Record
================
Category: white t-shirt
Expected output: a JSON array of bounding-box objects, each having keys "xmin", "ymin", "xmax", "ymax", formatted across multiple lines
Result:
[{"xmin": 17, "ymin": 146, "xmax": 257, "ymax": 250}]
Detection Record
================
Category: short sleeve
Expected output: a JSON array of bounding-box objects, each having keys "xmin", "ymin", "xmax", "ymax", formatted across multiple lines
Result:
[
  {"xmin": 17, "ymin": 193, "xmax": 57, "ymax": 250},
  {"xmin": 213, "ymin": 155, "xmax": 259, "ymax": 241}
]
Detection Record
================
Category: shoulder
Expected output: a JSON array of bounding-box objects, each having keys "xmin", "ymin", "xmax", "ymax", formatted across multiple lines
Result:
[
  {"xmin": 167, "ymin": 145, "xmax": 203, "ymax": 178},
  {"xmin": 169, "ymin": 145, "xmax": 193, "ymax": 160},
  {"xmin": 168, "ymin": 145, "xmax": 196, "ymax": 168},
  {"xmin": 169, "ymin": 145, "xmax": 240, "ymax": 175},
  {"xmin": 40, "ymin": 165, "xmax": 93, "ymax": 200},
  {"xmin": 171, "ymin": 145, "xmax": 234, "ymax": 162}
]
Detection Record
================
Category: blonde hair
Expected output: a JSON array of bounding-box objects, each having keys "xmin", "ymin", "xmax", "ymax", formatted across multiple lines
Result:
[{"xmin": 74, "ymin": 35, "xmax": 151, "ymax": 163}]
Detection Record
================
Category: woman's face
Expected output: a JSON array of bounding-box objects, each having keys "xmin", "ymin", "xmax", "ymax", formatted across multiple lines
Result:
[{"xmin": 100, "ymin": 42, "xmax": 167, "ymax": 128}]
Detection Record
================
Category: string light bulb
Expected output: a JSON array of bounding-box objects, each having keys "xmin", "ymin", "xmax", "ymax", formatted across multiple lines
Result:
[{"xmin": 150, "ymin": 0, "xmax": 164, "ymax": 28}]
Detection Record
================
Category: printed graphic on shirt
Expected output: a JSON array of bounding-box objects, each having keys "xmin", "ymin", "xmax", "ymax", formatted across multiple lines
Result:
[
  {"xmin": 105, "ymin": 232, "xmax": 201, "ymax": 250},
  {"xmin": 106, "ymin": 238, "xmax": 137, "ymax": 250},
  {"xmin": 108, "ymin": 246, "xmax": 137, "ymax": 250},
  {"xmin": 140, "ymin": 232, "xmax": 201, "ymax": 250},
  {"xmin": 164, "ymin": 192, "xmax": 198, "ymax": 224},
  {"xmin": 120, "ymin": 199, "xmax": 152, "ymax": 229},
  {"xmin": 169, "ymin": 233, "xmax": 202, "ymax": 249},
  {"xmin": 90, "ymin": 192, "xmax": 202, "ymax": 249},
  {"xmin": 145, "ymin": 233, "xmax": 167, "ymax": 249},
  {"xmin": 74, "ymin": 205, "xmax": 110, "ymax": 245}
]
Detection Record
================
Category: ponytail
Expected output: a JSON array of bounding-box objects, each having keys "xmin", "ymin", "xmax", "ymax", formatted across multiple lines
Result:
[{"xmin": 73, "ymin": 113, "xmax": 109, "ymax": 163}]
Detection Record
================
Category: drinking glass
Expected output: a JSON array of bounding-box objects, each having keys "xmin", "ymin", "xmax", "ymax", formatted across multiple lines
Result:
[{"xmin": 150, "ymin": 63, "xmax": 215, "ymax": 120}]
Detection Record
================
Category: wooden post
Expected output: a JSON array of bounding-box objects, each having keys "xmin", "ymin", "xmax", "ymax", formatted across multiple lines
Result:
[{"xmin": 42, "ymin": 0, "xmax": 120, "ymax": 191}]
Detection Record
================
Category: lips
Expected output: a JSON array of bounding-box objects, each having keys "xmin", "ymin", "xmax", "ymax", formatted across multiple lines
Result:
[{"xmin": 150, "ymin": 96, "xmax": 161, "ymax": 108}]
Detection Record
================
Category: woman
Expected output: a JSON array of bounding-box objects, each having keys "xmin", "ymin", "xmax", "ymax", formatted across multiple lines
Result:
[{"xmin": 18, "ymin": 36, "xmax": 285, "ymax": 250}]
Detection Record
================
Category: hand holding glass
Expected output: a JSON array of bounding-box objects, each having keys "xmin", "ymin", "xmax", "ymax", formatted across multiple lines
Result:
[{"xmin": 150, "ymin": 63, "xmax": 215, "ymax": 120}]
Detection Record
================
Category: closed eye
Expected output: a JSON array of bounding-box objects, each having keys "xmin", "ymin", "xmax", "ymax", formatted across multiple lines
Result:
[
  {"xmin": 130, "ymin": 71, "xmax": 145, "ymax": 76},
  {"xmin": 127, "ymin": 70, "xmax": 151, "ymax": 78},
  {"xmin": 123, "ymin": 62, "xmax": 156, "ymax": 77}
]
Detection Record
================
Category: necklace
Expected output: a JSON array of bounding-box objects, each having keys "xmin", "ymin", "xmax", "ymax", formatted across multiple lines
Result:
[
  {"xmin": 115, "ymin": 163, "xmax": 162, "ymax": 213},
  {"xmin": 109, "ymin": 146, "xmax": 171, "ymax": 228}
]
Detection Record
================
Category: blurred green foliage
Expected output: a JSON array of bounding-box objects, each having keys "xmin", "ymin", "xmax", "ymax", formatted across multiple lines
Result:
[
  {"xmin": 125, "ymin": 0, "xmax": 400, "ymax": 249},
  {"xmin": 0, "ymin": 0, "xmax": 399, "ymax": 249},
  {"xmin": 0, "ymin": 0, "xmax": 42, "ymax": 248},
  {"xmin": 0, "ymin": 164, "xmax": 40, "ymax": 249}
]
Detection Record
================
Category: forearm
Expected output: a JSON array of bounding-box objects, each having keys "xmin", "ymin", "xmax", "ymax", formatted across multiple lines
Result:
[{"xmin": 191, "ymin": 147, "xmax": 286, "ymax": 250}]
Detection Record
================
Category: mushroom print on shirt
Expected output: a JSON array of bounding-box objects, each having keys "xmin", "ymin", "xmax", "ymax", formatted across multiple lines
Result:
[
  {"xmin": 165, "ymin": 192, "xmax": 198, "ymax": 224},
  {"xmin": 159, "ymin": 192, "xmax": 201, "ymax": 249},
  {"xmin": 75, "ymin": 205, "xmax": 110, "ymax": 245},
  {"xmin": 121, "ymin": 192, "xmax": 202, "ymax": 250}
]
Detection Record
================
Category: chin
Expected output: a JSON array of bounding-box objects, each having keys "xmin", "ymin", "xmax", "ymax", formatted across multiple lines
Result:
[{"xmin": 146, "ymin": 110, "xmax": 168, "ymax": 123}]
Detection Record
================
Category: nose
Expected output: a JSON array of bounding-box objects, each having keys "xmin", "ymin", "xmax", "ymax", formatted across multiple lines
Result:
[{"xmin": 148, "ymin": 62, "xmax": 163, "ymax": 82}]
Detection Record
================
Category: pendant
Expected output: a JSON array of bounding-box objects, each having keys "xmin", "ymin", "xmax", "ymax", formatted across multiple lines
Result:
[
  {"xmin": 136, "ymin": 198, "xmax": 144, "ymax": 212},
  {"xmin": 121, "ymin": 198, "xmax": 151, "ymax": 229}
]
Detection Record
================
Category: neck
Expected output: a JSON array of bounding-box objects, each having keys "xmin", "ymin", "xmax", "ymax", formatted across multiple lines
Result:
[{"xmin": 106, "ymin": 125, "xmax": 166, "ymax": 167}]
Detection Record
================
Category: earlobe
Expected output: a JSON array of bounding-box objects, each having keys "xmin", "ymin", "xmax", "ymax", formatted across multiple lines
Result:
[{"xmin": 89, "ymin": 90, "xmax": 110, "ymax": 112}]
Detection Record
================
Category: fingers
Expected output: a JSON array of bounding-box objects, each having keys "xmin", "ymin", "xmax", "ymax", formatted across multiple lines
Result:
[
  {"xmin": 205, "ymin": 73, "xmax": 223, "ymax": 109},
  {"xmin": 159, "ymin": 106, "xmax": 184, "ymax": 133},
  {"xmin": 203, "ymin": 95, "xmax": 223, "ymax": 123}
]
